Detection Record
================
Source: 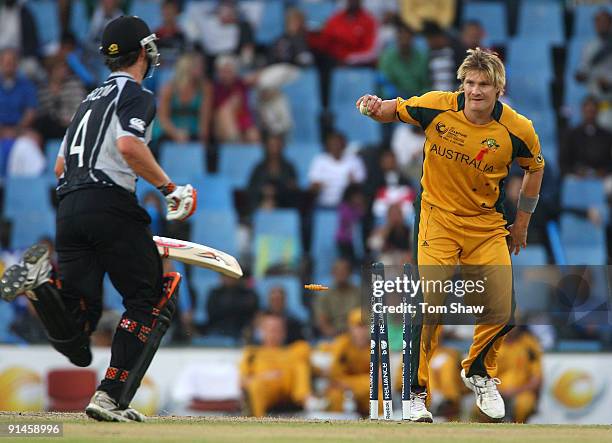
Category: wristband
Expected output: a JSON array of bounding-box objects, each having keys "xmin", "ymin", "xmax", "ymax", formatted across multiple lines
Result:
[
  {"xmin": 157, "ymin": 182, "xmax": 176, "ymax": 196},
  {"xmin": 517, "ymin": 191, "xmax": 539, "ymax": 213}
]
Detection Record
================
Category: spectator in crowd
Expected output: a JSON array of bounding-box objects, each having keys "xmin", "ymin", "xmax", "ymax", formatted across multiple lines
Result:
[
  {"xmin": 336, "ymin": 184, "xmax": 366, "ymax": 265},
  {"xmin": 157, "ymin": 52, "xmax": 212, "ymax": 146},
  {"xmin": 212, "ymin": 54, "xmax": 260, "ymax": 143},
  {"xmin": 560, "ymin": 95, "xmax": 612, "ymax": 178},
  {"xmin": 268, "ymin": 7, "xmax": 313, "ymax": 67},
  {"xmin": 254, "ymin": 286, "xmax": 307, "ymax": 344},
  {"xmin": 461, "ymin": 20, "xmax": 486, "ymax": 51},
  {"xmin": 496, "ymin": 326, "xmax": 542, "ymax": 423},
  {"xmin": 314, "ymin": 258, "xmax": 361, "ymax": 338},
  {"xmin": 154, "ymin": 0, "xmax": 187, "ymax": 67},
  {"xmin": 378, "ymin": 20, "xmax": 429, "ymax": 100},
  {"xmin": 367, "ymin": 149, "xmax": 414, "ymax": 213},
  {"xmin": 422, "ymin": 21, "xmax": 464, "ymax": 92},
  {"xmin": 575, "ymin": 9, "xmax": 612, "ymax": 131},
  {"xmin": 398, "ymin": 0, "xmax": 457, "ymax": 32},
  {"xmin": 57, "ymin": 32, "xmax": 96, "ymax": 89},
  {"xmin": 206, "ymin": 275, "xmax": 259, "ymax": 341},
  {"xmin": 0, "ymin": 48, "xmax": 37, "ymax": 139},
  {"xmin": 240, "ymin": 313, "xmax": 312, "ymax": 417},
  {"xmin": 391, "ymin": 124, "xmax": 425, "ymax": 184},
  {"xmin": 0, "ymin": 0, "xmax": 39, "ymax": 73},
  {"xmin": 308, "ymin": 131, "xmax": 366, "ymax": 208},
  {"xmin": 184, "ymin": 0, "xmax": 255, "ymax": 70},
  {"xmin": 34, "ymin": 56, "xmax": 86, "ymax": 142},
  {"xmin": 307, "ymin": 0, "xmax": 378, "ymax": 105},
  {"xmin": 6, "ymin": 129, "xmax": 44, "ymax": 177},
  {"xmin": 85, "ymin": 0, "xmax": 123, "ymax": 53},
  {"xmin": 247, "ymin": 134, "xmax": 298, "ymax": 212},
  {"xmin": 308, "ymin": 0, "xmax": 379, "ymax": 66},
  {"xmin": 326, "ymin": 308, "xmax": 370, "ymax": 416},
  {"xmin": 368, "ymin": 203, "xmax": 412, "ymax": 265}
]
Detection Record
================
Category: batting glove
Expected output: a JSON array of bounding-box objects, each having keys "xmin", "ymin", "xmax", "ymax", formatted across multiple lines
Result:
[{"xmin": 158, "ymin": 182, "xmax": 197, "ymax": 221}]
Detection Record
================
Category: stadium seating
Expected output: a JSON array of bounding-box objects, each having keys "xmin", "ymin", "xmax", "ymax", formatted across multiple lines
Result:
[
  {"xmin": 45, "ymin": 139, "xmax": 62, "ymax": 179},
  {"xmin": 254, "ymin": 0, "xmax": 284, "ymax": 45},
  {"xmin": 191, "ymin": 209, "xmax": 240, "ymax": 260},
  {"xmin": 4, "ymin": 177, "xmax": 54, "ymax": 219},
  {"xmin": 28, "ymin": 0, "xmax": 60, "ymax": 52},
  {"xmin": 130, "ymin": 0, "xmax": 163, "ymax": 32},
  {"xmin": 103, "ymin": 275, "xmax": 124, "ymax": 312},
  {"xmin": 255, "ymin": 276, "xmax": 309, "ymax": 322},
  {"xmin": 282, "ymin": 69, "xmax": 322, "ymax": 144},
  {"xmin": 517, "ymin": 0, "xmax": 565, "ymax": 46},
  {"xmin": 10, "ymin": 212, "xmax": 55, "ymax": 250},
  {"xmin": 0, "ymin": 301, "xmax": 18, "ymax": 343},
  {"xmin": 311, "ymin": 209, "xmax": 338, "ymax": 284},
  {"xmin": 563, "ymin": 37, "xmax": 590, "ymax": 126},
  {"xmin": 573, "ymin": 3, "xmax": 612, "ymax": 39},
  {"xmin": 560, "ymin": 214, "xmax": 607, "ymax": 265},
  {"xmin": 284, "ymin": 142, "xmax": 321, "ymax": 188},
  {"xmin": 562, "ymin": 177, "xmax": 606, "ymax": 211},
  {"xmin": 69, "ymin": 0, "xmax": 90, "ymax": 43},
  {"xmin": 507, "ymin": 38, "xmax": 553, "ymax": 83},
  {"xmin": 299, "ymin": 0, "xmax": 337, "ymax": 30},
  {"xmin": 511, "ymin": 245, "xmax": 548, "ymax": 266},
  {"xmin": 189, "ymin": 175, "xmax": 234, "ymax": 211},
  {"xmin": 462, "ymin": 1, "xmax": 508, "ymax": 45},
  {"xmin": 253, "ymin": 209, "xmax": 302, "ymax": 277},
  {"xmin": 159, "ymin": 142, "xmax": 206, "ymax": 182},
  {"xmin": 191, "ymin": 270, "xmax": 220, "ymax": 326},
  {"xmin": 218, "ymin": 143, "xmax": 264, "ymax": 189}
]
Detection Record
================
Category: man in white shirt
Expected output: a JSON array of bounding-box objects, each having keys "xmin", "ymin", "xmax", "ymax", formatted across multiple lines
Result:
[{"xmin": 308, "ymin": 130, "xmax": 366, "ymax": 207}]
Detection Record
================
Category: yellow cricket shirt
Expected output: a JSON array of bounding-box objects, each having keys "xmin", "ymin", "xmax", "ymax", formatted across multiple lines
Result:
[{"xmin": 396, "ymin": 91, "xmax": 545, "ymax": 218}]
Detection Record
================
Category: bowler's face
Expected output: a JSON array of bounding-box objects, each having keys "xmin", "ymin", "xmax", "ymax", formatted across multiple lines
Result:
[{"xmin": 463, "ymin": 70, "xmax": 499, "ymax": 116}]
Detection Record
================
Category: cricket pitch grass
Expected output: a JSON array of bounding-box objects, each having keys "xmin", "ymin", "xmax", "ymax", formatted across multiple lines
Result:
[{"xmin": 0, "ymin": 412, "xmax": 610, "ymax": 443}]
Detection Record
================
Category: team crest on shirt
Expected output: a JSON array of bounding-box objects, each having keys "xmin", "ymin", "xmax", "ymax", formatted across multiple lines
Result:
[{"xmin": 475, "ymin": 138, "xmax": 500, "ymax": 161}]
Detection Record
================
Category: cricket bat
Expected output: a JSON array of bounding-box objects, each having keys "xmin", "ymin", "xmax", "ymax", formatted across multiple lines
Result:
[{"xmin": 153, "ymin": 236, "xmax": 243, "ymax": 278}]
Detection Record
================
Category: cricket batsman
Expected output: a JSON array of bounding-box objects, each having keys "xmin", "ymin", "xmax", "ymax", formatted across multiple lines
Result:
[
  {"xmin": 357, "ymin": 48, "xmax": 544, "ymax": 422},
  {"xmin": 0, "ymin": 16, "xmax": 196, "ymax": 421}
]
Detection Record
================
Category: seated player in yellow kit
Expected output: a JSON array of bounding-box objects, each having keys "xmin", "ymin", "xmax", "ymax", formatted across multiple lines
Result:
[
  {"xmin": 495, "ymin": 326, "xmax": 542, "ymax": 423},
  {"xmin": 326, "ymin": 308, "xmax": 371, "ymax": 416},
  {"xmin": 357, "ymin": 48, "xmax": 545, "ymax": 422},
  {"xmin": 239, "ymin": 313, "xmax": 312, "ymax": 417}
]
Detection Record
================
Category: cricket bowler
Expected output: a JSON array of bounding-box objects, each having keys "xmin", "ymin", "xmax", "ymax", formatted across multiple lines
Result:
[
  {"xmin": 0, "ymin": 16, "xmax": 197, "ymax": 422},
  {"xmin": 357, "ymin": 48, "xmax": 544, "ymax": 422}
]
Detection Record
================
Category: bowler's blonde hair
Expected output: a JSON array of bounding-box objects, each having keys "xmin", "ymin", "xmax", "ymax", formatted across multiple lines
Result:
[{"xmin": 457, "ymin": 48, "xmax": 506, "ymax": 97}]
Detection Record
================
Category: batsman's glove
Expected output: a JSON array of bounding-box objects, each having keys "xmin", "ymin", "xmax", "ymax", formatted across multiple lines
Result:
[{"xmin": 158, "ymin": 182, "xmax": 197, "ymax": 221}]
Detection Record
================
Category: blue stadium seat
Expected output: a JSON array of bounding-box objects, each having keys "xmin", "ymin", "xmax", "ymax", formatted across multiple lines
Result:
[
  {"xmin": 4, "ymin": 176, "xmax": 53, "ymax": 218},
  {"xmin": 560, "ymin": 214, "xmax": 606, "ymax": 265},
  {"xmin": 507, "ymin": 38, "xmax": 553, "ymax": 82},
  {"xmin": 103, "ymin": 275, "xmax": 124, "ymax": 312},
  {"xmin": 189, "ymin": 175, "xmax": 234, "ymax": 211},
  {"xmin": 563, "ymin": 37, "xmax": 590, "ymax": 125},
  {"xmin": 255, "ymin": 0, "xmax": 284, "ymax": 45},
  {"xmin": 45, "ymin": 139, "xmax": 62, "ymax": 177},
  {"xmin": 311, "ymin": 209, "xmax": 338, "ymax": 283},
  {"xmin": 284, "ymin": 142, "xmax": 321, "ymax": 187},
  {"xmin": 511, "ymin": 245, "xmax": 548, "ymax": 266},
  {"xmin": 255, "ymin": 276, "xmax": 308, "ymax": 322},
  {"xmin": 191, "ymin": 271, "xmax": 220, "ymax": 325},
  {"xmin": 527, "ymin": 109, "xmax": 557, "ymax": 167},
  {"xmin": 517, "ymin": 0, "xmax": 564, "ymax": 45},
  {"xmin": 11, "ymin": 211, "xmax": 55, "ymax": 249},
  {"xmin": 218, "ymin": 143, "xmax": 263, "ymax": 189},
  {"xmin": 282, "ymin": 69, "xmax": 322, "ymax": 144},
  {"xmin": 130, "ymin": 0, "xmax": 163, "ymax": 31},
  {"xmin": 334, "ymin": 109, "xmax": 381, "ymax": 146},
  {"xmin": 253, "ymin": 209, "xmax": 301, "ymax": 276},
  {"xmin": 463, "ymin": 1, "xmax": 508, "ymax": 45},
  {"xmin": 191, "ymin": 210, "xmax": 240, "ymax": 264},
  {"xmin": 299, "ymin": 0, "xmax": 337, "ymax": 30},
  {"xmin": 159, "ymin": 142, "xmax": 206, "ymax": 182},
  {"xmin": 573, "ymin": 4, "xmax": 612, "ymax": 39},
  {"xmin": 0, "ymin": 302, "xmax": 22, "ymax": 343},
  {"xmin": 69, "ymin": 0, "xmax": 90, "ymax": 43},
  {"xmin": 331, "ymin": 68, "xmax": 376, "ymax": 111},
  {"xmin": 28, "ymin": 0, "xmax": 60, "ymax": 50},
  {"xmin": 562, "ymin": 177, "xmax": 606, "ymax": 211},
  {"xmin": 557, "ymin": 339, "xmax": 602, "ymax": 352},
  {"xmin": 508, "ymin": 75, "xmax": 552, "ymax": 112}
]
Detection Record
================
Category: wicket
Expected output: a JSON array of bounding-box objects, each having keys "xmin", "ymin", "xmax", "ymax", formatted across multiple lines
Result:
[{"xmin": 369, "ymin": 262, "xmax": 413, "ymax": 420}]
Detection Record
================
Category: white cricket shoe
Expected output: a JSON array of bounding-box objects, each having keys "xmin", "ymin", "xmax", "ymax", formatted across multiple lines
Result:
[
  {"xmin": 409, "ymin": 392, "xmax": 433, "ymax": 423},
  {"xmin": 461, "ymin": 369, "xmax": 505, "ymax": 419},
  {"xmin": 85, "ymin": 391, "xmax": 146, "ymax": 423},
  {"xmin": 0, "ymin": 243, "xmax": 52, "ymax": 302}
]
